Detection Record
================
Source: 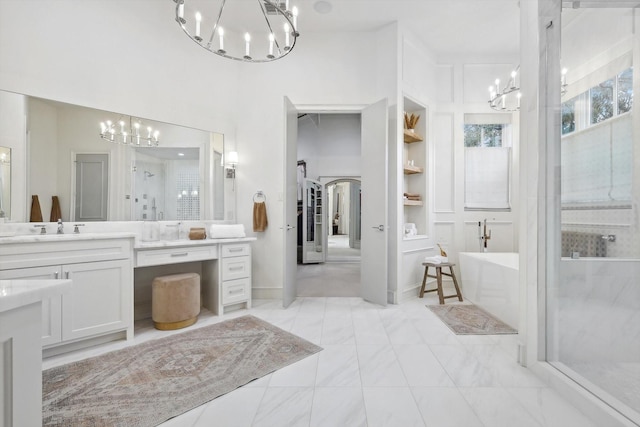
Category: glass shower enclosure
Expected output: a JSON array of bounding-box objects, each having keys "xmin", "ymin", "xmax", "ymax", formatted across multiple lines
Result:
[{"xmin": 546, "ymin": 3, "xmax": 639, "ymax": 424}]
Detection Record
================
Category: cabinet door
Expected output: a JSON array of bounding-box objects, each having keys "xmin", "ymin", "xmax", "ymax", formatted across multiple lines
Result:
[
  {"xmin": 0, "ymin": 266, "xmax": 63, "ymax": 346},
  {"xmin": 61, "ymin": 260, "xmax": 132, "ymax": 342}
]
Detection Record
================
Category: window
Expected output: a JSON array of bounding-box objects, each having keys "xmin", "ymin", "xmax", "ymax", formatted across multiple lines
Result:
[
  {"xmin": 463, "ymin": 118, "xmax": 512, "ymax": 210},
  {"xmin": 464, "ymin": 124, "xmax": 503, "ymax": 147},
  {"xmin": 562, "ymin": 67, "xmax": 633, "ymax": 135},
  {"xmin": 618, "ymin": 68, "xmax": 633, "ymax": 114},
  {"xmin": 561, "ymin": 67, "xmax": 633, "ymax": 208},
  {"xmin": 561, "ymin": 98, "xmax": 576, "ymax": 135}
]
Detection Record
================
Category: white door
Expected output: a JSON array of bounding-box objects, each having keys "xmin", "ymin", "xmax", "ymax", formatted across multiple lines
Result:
[
  {"xmin": 75, "ymin": 153, "xmax": 109, "ymax": 221},
  {"xmin": 283, "ymin": 97, "xmax": 298, "ymax": 307},
  {"xmin": 360, "ymin": 99, "xmax": 389, "ymax": 306}
]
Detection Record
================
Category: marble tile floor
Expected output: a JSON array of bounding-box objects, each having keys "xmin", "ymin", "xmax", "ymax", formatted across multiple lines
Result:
[
  {"xmin": 327, "ymin": 234, "xmax": 361, "ymax": 260},
  {"xmin": 42, "ymin": 296, "xmax": 600, "ymax": 427},
  {"xmin": 297, "ymin": 262, "xmax": 360, "ymax": 297}
]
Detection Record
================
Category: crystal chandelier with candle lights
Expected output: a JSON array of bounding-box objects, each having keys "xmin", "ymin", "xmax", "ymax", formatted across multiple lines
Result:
[
  {"xmin": 174, "ymin": 0, "xmax": 300, "ymax": 63},
  {"xmin": 99, "ymin": 117, "xmax": 160, "ymax": 147}
]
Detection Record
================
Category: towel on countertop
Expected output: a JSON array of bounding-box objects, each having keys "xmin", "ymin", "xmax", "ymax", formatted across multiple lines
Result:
[
  {"xmin": 209, "ymin": 224, "xmax": 246, "ymax": 239},
  {"xmin": 30, "ymin": 195, "xmax": 43, "ymax": 222},
  {"xmin": 424, "ymin": 255, "xmax": 448, "ymax": 264},
  {"xmin": 253, "ymin": 201, "xmax": 268, "ymax": 232},
  {"xmin": 50, "ymin": 196, "xmax": 62, "ymax": 222}
]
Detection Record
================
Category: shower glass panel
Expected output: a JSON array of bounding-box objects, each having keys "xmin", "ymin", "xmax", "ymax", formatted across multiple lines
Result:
[{"xmin": 547, "ymin": 4, "xmax": 639, "ymax": 423}]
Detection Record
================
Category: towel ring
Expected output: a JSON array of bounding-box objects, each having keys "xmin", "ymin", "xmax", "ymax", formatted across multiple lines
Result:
[{"xmin": 253, "ymin": 191, "xmax": 266, "ymax": 203}]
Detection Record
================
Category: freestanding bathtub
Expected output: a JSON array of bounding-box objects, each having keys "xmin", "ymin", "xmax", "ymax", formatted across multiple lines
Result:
[{"xmin": 458, "ymin": 252, "xmax": 519, "ymax": 330}]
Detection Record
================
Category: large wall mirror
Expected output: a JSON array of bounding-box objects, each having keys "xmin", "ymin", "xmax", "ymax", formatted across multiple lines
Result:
[
  {"xmin": 0, "ymin": 147, "xmax": 10, "ymax": 220},
  {"xmin": 0, "ymin": 90, "xmax": 230, "ymax": 222}
]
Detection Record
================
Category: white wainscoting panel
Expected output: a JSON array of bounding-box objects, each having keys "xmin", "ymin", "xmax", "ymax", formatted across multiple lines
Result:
[
  {"xmin": 436, "ymin": 64, "xmax": 454, "ymax": 103},
  {"xmin": 464, "ymin": 220, "xmax": 515, "ymax": 252},
  {"xmin": 433, "ymin": 113, "xmax": 455, "ymax": 213}
]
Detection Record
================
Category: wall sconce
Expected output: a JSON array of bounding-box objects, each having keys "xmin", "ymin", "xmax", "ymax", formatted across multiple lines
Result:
[{"xmin": 225, "ymin": 151, "xmax": 238, "ymax": 179}]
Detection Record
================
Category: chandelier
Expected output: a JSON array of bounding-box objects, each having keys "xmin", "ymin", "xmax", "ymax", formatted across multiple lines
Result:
[
  {"xmin": 99, "ymin": 117, "xmax": 160, "ymax": 147},
  {"xmin": 488, "ymin": 67, "xmax": 521, "ymax": 112},
  {"xmin": 174, "ymin": 0, "xmax": 300, "ymax": 63},
  {"xmin": 488, "ymin": 67, "xmax": 569, "ymax": 111}
]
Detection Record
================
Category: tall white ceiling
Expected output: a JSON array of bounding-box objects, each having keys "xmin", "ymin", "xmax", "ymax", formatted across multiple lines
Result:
[{"xmin": 295, "ymin": 0, "xmax": 521, "ymax": 56}]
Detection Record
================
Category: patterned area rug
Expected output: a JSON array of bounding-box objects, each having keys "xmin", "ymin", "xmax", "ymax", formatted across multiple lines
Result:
[
  {"xmin": 43, "ymin": 315, "xmax": 322, "ymax": 426},
  {"xmin": 427, "ymin": 304, "xmax": 517, "ymax": 335}
]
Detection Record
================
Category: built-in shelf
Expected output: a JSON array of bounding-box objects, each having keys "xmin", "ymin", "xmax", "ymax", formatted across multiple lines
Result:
[
  {"xmin": 403, "ymin": 165, "xmax": 423, "ymax": 175},
  {"xmin": 403, "ymin": 199, "xmax": 423, "ymax": 206},
  {"xmin": 403, "ymin": 129, "xmax": 423, "ymax": 143}
]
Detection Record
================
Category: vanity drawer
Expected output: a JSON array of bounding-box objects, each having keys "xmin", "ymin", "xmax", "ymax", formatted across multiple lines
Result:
[
  {"xmin": 135, "ymin": 245, "xmax": 218, "ymax": 267},
  {"xmin": 221, "ymin": 243, "xmax": 251, "ymax": 258},
  {"xmin": 222, "ymin": 277, "xmax": 251, "ymax": 305},
  {"xmin": 221, "ymin": 256, "xmax": 251, "ymax": 281}
]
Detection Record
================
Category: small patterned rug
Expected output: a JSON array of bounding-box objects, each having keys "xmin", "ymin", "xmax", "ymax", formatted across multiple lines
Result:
[
  {"xmin": 43, "ymin": 315, "xmax": 322, "ymax": 426},
  {"xmin": 427, "ymin": 304, "xmax": 517, "ymax": 335}
]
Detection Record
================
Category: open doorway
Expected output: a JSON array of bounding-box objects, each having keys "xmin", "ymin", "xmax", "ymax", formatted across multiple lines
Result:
[
  {"xmin": 326, "ymin": 179, "xmax": 361, "ymax": 262},
  {"xmin": 284, "ymin": 98, "xmax": 388, "ymax": 306},
  {"xmin": 296, "ymin": 113, "xmax": 362, "ymax": 297}
]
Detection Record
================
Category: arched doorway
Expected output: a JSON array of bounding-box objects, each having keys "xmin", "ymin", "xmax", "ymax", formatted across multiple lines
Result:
[{"xmin": 325, "ymin": 178, "xmax": 361, "ymax": 262}]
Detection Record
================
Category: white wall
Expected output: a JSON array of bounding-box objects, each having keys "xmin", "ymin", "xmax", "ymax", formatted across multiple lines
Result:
[
  {"xmin": 28, "ymin": 99, "xmax": 59, "ymax": 221},
  {"xmin": 298, "ymin": 114, "xmax": 361, "ymax": 180},
  {"xmin": 0, "ymin": 92, "xmax": 27, "ymax": 222}
]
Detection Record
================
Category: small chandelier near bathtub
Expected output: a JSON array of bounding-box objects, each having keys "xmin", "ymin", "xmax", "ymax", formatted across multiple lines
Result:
[
  {"xmin": 99, "ymin": 116, "xmax": 159, "ymax": 147},
  {"xmin": 488, "ymin": 66, "xmax": 569, "ymax": 111},
  {"xmin": 174, "ymin": 0, "xmax": 300, "ymax": 63},
  {"xmin": 488, "ymin": 67, "xmax": 522, "ymax": 112}
]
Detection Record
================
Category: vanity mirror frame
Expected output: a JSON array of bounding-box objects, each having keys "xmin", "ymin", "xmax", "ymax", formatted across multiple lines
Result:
[{"xmin": 0, "ymin": 90, "xmax": 233, "ymax": 223}]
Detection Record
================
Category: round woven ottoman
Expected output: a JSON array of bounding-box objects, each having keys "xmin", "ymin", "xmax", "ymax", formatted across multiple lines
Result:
[{"xmin": 152, "ymin": 272, "xmax": 200, "ymax": 330}]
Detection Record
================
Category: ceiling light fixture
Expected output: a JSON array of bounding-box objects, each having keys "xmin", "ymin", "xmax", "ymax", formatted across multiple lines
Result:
[
  {"xmin": 488, "ymin": 67, "xmax": 521, "ymax": 112},
  {"xmin": 488, "ymin": 66, "xmax": 569, "ymax": 112},
  {"xmin": 174, "ymin": 0, "xmax": 300, "ymax": 63},
  {"xmin": 99, "ymin": 116, "xmax": 159, "ymax": 147},
  {"xmin": 313, "ymin": 1, "xmax": 332, "ymax": 14}
]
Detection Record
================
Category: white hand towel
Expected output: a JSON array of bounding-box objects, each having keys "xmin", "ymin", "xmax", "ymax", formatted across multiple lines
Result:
[
  {"xmin": 424, "ymin": 255, "xmax": 448, "ymax": 264},
  {"xmin": 209, "ymin": 224, "xmax": 246, "ymax": 239}
]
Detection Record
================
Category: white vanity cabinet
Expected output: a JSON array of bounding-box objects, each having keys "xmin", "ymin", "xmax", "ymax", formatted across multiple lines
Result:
[
  {"xmin": 220, "ymin": 243, "xmax": 252, "ymax": 310},
  {"xmin": 134, "ymin": 238, "xmax": 254, "ymax": 317},
  {"xmin": 0, "ymin": 237, "xmax": 134, "ymax": 350}
]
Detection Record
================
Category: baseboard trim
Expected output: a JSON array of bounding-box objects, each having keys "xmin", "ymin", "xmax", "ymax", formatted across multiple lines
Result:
[{"xmin": 252, "ymin": 288, "xmax": 283, "ymax": 300}]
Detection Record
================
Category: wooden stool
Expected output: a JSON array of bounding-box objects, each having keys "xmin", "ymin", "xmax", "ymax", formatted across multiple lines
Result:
[{"xmin": 419, "ymin": 262, "xmax": 463, "ymax": 304}]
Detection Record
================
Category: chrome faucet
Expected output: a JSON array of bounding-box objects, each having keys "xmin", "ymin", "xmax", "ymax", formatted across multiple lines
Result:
[
  {"xmin": 479, "ymin": 219, "xmax": 491, "ymax": 252},
  {"xmin": 57, "ymin": 218, "xmax": 64, "ymax": 234}
]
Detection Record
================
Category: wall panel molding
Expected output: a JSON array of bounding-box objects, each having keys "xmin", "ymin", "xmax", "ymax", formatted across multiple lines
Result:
[{"xmin": 433, "ymin": 113, "xmax": 455, "ymax": 213}]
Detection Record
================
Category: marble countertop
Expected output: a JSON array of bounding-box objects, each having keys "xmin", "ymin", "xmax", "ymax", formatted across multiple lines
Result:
[
  {"xmin": 0, "ymin": 232, "xmax": 137, "ymax": 244},
  {"xmin": 135, "ymin": 236, "xmax": 257, "ymax": 250},
  {"xmin": 0, "ymin": 279, "xmax": 72, "ymax": 313}
]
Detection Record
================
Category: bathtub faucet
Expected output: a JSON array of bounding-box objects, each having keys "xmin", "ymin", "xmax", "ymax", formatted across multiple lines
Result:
[{"xmin": 479, "ymin": 219, "xmax": 491, "ymax": 252}]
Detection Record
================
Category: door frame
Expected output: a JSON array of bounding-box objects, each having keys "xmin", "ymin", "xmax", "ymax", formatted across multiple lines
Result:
[
  {"xmin": 323, "ymin": 177, "xmax": 362, "ymax": 261},
  {"xmin": 284, "ymin": 102, "xmax": 380, "ymax": 306}
]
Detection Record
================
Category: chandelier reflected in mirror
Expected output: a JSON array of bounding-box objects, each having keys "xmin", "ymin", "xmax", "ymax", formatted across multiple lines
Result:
[
  {"xmin": 99, "ymin": 117, "xmax": 160, "ymax": 147},
  {"xmin": 174, "ymin": 0, "xmax": 300, "ymax": 63}
]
